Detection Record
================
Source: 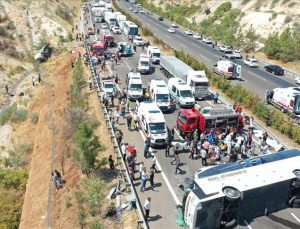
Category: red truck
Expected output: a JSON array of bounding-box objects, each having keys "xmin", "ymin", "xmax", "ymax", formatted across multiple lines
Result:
[
  {"xmin": 90, "ymin": 42, "xmax": 105, "ymax": 56},
  {"xmin": 100, "ymin": 29, "xmax": 115, "ymax": 48},
  {"xmin": 176, "ymin": 106, "xmax": 243, "ymax": 136}
]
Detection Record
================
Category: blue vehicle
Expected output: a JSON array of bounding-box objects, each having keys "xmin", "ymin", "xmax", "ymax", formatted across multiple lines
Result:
[{"xmin": 117, "ymin": 42, "xmax": 134, "ymax": 57}]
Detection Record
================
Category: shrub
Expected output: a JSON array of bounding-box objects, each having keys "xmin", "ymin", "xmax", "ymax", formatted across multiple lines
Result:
[
  {"xmin": 11, "ymin": 108, "xmax": 27, "ymax": 122},
  {"xmin": 284, "ymin": 16, "xmax": 292, "ymax": 24},
  {"xmin": 56, "ymin": 5, "xmax": 72, "ymax": 23},
  {"xmin": 0, "ymin": 25, "xmax": 7, "ymax": 36},
  {"xmin": 0, "ymin": 103, "xmax": 17, "ymax": 125},
  {"xmin": 6, "ymin": 21, "xmax": 16, "ymax": 30},
  {"xmin": 0, "ymin": 168, "xmax": 28, "ymax": 189},
  {"xmin": 241, "ymin": 0, "xmax": 251, "ymax": 5},
  {"xmin": 288, "ymin": 2, "xmax": 297, "ymax": 7},
  {"xmin": 30, "ymin": 112, "xmax": 39, "ymax": 124},
  {"xmin": 8, "ymin": 65, "xmax": 26, "ymax": 76},
  {"xmin": 89, "ymin": 220, "xmax": 103, "ymax": 229}
]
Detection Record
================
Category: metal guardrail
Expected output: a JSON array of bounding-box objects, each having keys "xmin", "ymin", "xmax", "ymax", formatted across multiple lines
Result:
[{"xmin": 84, "ymin": 44, "xmax": 148, "ymax": 229}]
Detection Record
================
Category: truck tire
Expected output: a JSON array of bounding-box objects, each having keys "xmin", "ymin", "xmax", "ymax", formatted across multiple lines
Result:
[
  {"xmin": 223, "ymin": 187, "xmax": 241, "ymax": 201},
  {"xmin": 289, "ymin": 196, "xmax": 300, "ymax": 206},
  {"xmin": 221, "ymin": 218, "xmax": 237, "ymax": 228}
]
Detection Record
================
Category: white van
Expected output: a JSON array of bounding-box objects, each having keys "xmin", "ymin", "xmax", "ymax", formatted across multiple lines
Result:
[
  {"xmin": 127, "ymin": 78, "xmax": 143, "ymax": 100},
  {"xmin": 149, "ymin": 79, "xmax": 172, "ymax": 112},
  {"xmin": 137, "ymin": 53, "xmax": 150, "ymax": 74},
  {"xmin": 147, "ymin": 45, "xmax": 161, "ymax": 64},
  {"xmin": 168, "ymin": 78, "xmax": 195, "ymax": 108},
  {"xmin": 137, "ymin": 101, "xmax": 168, "ymax": 147}
]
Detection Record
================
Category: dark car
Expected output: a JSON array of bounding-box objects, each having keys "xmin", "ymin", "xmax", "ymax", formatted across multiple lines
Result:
[
  {"xmin": 158, "ymin": 16, "xmax": 163, "ymax": 21},
  {"xmin": 264, "ymin": 65, "xmax": 284, "ymax": 75}
]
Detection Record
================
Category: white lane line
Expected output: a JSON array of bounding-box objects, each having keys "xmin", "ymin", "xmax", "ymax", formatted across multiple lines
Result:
[
  {"xmin": 199, "ymin": 54, "xmax": 210, "ymax": 62},
  {"xmin": 174, "ymin": 128, "xmax": 184, "ymax": 141},
  {"xmin": 248, "ymin": 71, "xmax": 267, "ymax": 81},
  {"xmin": 243, "ymin": 219, "xmax": 253, "ymax": 229},
  {"xmin": 179, "ymin": 42, "xmax": 188, "ymax": 49},
  {"xmin": 165, "ymin": 34, "xmax": 171, "ymax": 39},
  {"xmin": 291, "ymin": 213, "xmax": 300, "ymax": 224}
]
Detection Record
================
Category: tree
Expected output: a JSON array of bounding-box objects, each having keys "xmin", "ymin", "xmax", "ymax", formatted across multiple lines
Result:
[
  {"xmin": 279, "ymin": 28, "xmax": 295, "ymax": 62},
  {"xmin": 264, "ymin": 32, "xmax": 281, "ymax": 59},
  {"xmin": 243, "ymin": 26, "xmax": 259, "ymax": 52},
  {"xmin": 73, "ymin": 122, "xmax": 103, "ymax": 176}
]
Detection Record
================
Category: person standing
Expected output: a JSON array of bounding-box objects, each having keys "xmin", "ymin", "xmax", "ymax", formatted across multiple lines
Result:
[
  {"xmin": 121, "ymin": 143, "xmax": 127, "ymax": 160},
  {"xmin": 144, "ymin": 197, "xmax": 151, "ymax": 219},
  {"xmin": 175, "ymin": 154, "xmax": 184, "ymax": 174},
  {"xmin": 139, "ymin": 161, "xmax": 145, "ymax": 179},
  {"xmin": 201, "ymin": 148, "xmax": 207, "ymax": 166},
  {"xmin": 165, "ymin": 140, "xmax": 170, "ymax": 157},
  {"xmin": 140, "ymin": 167, "xmax": 148, "ymax": 192},
  {"xmin": 38, "ymin": 73, "xmax": 41, "ymax": 83},
  {"xmin": 88, "ymin": 78, "xmax": 92, "ymax": 90},
  {"xmin": 127, "ymin": 116, "xmax": 132, "ymax": 131},
  {"xmin": 144, "ymin": 140, "xmax": 150, "ymax": 158},
  {"xmin": 189, "ymin": 140, "xmax": 195, "ymax": 159},
  {"xmin": 214, "ymin": 92, "xmax": 219, "ymax": 104},
  {"xmin": 151, "ymin": 155, "xmax": 158, "ymax": 173},
  {"xmin": 5, "ymin": 84, "xmax": 9, "ymax": 94},
  {"xmin": 108, "ymin": 155, "xmax": 115, "ymax": 170},
  {"xmin": 149, "ymin": 168, "xmax": 155, "ymax": 191},
  {"xmin": 32, "ymin": 76, "xmax": 36, "ymax": 86}
]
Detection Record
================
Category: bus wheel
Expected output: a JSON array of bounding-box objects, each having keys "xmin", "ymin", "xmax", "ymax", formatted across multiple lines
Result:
[
  {"xmin": 223, "ymin": 187, "xmax": 241, "ymax": 201},
  {"xmin": 221, "ymin": 218, "xmax": 237, "ymax": 228},
  {"xmin": 289, "ymin": 196, "xmax": 300, "ymax": 206},
  {"xmin": 293, "ymin": 170, "xmax": 300, "ymax": 179}
]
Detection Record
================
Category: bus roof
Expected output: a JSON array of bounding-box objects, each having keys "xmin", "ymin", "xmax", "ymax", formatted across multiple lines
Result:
[{"xmin": 193, "ymin": 149, "xmax": 300, "ymax": 202}]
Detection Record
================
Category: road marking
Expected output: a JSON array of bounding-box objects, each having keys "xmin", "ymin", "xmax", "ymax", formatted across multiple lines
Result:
[
  {"xmin": 243, "ymin": 220, "xmax": 253, "ymax": 229},
  {"xmin": 248, "ymin": 71, "xmax": 267, "ymax": 81},
  {"xmin": 291, "ymin": 213, "xmax": 300, "ymax": 224},
  {"xmin": 165, "ymin": 34, "xmax": 171, "ymax": 39},
  {"xmin": 174, "ymin": 128, "xmax": 184, "ymax": 141},
  {"xmin": 179, "ymin": 42, "xmax": 188, "ymax": 48},
  {"xmin": 199, "ymin": 54, "xmax": 210, "ymax": 62}
]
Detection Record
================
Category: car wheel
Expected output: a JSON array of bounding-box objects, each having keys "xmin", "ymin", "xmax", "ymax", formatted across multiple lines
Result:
[
  {"xmin": 223, "ymin": 187, "xmax": 240, "ymax": 201},
  {"xmin": 221, "ymin": 218, "xmax": 237, "ymax": 228}
]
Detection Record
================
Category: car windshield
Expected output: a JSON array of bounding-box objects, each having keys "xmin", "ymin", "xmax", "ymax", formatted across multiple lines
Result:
[
  {"xmin": 135, "ymin": 37, "xmax": 142, "ymax": 41},
  {"xmin": 225, "ymin": 51, "xmax": 233, "ymax": 54},
  {"xmin": 104, "ymin": 83, "xmax": 114, "ymax": 88},
  {"xmin": 153, "ymin": 53, "xmax": 160, "ymax": 57},
  {"xmin": 178, "ymin": 114, "xmax": 187, "ymax": 124},
  {"xmin": 180, "ymin": 90, "xmax": 192, "ymax": 97},
  {"xmin": 94, "ymin": 48, "xmax": 104, "ymax": 53},
  {"xmin": 149, "ymin": 122, "xmax": 166, "ymax": 134},
  {"xmin": 251, "ymin": 60, "xmax": 258, "ymax": 63},
  {"xmin": 106, "ymin": 37, "xmax": 113, "ymax": 41},
  {"xmin": 195, "ymin": 82, "xmax": 209, "ymax": 87},
  {"xmin": 129, "ymin": 84, "xmax": 142, "ymax": 90},
  {"xmin": 156, "ymin": 94, "xmax": 169, "ymax": 102},
  {"xmin": 130, "ymin": 28, "xmax": 138, "ymax": 35},
  {"xmin": 141, "ymin": 61, "xmax": 149, "ymax": 66}
]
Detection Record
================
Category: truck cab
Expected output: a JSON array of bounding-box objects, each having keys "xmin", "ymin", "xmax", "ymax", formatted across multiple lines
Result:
[
  {"xmin": 187, "ymin": 70, "xmax": 209, "ymax": 99},
  {"xmin": 100, "ymin": 29, "xmax": 114, "ymax": 47},
  {"xmin": 168, "ymin": 78, "xmax": 195, "ymax": 108},
  {"xmin": 102, "ymin": 79, "xmax": 116, "ymax": 97},
  {"xmin": 127, "ymin": 77, "xmax": 143, "ymax": 101},
  {"xmin": 137, "ymin": 101, "xmax": 168, "ymax": 147},
  {"xmin": 147, "ymin": 45, "xmax": 161, "ymax": 64},
  {"xmin": 90, "ymin": 42, "xmax": 105, "ymax": 56},
  {"xmin": 137, "ymin": 53, "xmax": 150, "ymax": 74},
  {"xmin": 176, "ymin": 106, "xmax": 243, "ymax": 136},
  {"xmin": 149, "ymin": 78, "xmax": 172, "ymax": 112}
]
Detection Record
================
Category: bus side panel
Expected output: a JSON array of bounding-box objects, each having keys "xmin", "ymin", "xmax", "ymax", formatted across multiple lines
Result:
[
  {"xmin": 237, "ymin": 180, "xmax": 290, "ymax": 221},
  {"xmin": 194, "ymin": 198, "xmax": 223, "ymax": 229}
]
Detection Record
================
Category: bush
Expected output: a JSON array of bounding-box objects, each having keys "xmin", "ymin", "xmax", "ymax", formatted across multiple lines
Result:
[
  {"xmin": 288, "ymin": 2, "xmax": 297, "ymax": 7},
  {"xmin": 8, "ymin": 65, "xmax": 26, "ymax": 76},
  {"xmin": 241, "ymin": 0, "xmax": 251, "ymax": 5},
  {"xmin": 0, "ymin": 103, "xmax": 17, "ymax": 125},
  {"xmin": 0, "ymin": 25, "xmax": 7, "ymax": 36},
  {"xmin": 6, "ymin": 21, "xmax": 16, "ymax": 30},
  {"xmin": 89, "ymin": 220, "xmax": 103, "ymax": 229},
  {"xmin": 284, "ymin": 16, "xmax": 293, "ymax": 24},
  {"xmin": 0, "ymin": 168, "xmax": 28, "ymax": 189},
  {"xmin": 30, "ymin": 112, "xmax": 39, "ymax": 124},
  {"xmin": 11, "ymin": 108, "xmax": 27, "ymax": 122},
  {"xmin": 56, "ymin": 5, "xmax": 72, "ymax": 23}
]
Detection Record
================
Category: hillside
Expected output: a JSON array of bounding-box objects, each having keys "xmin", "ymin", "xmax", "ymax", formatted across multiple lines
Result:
[{"xmin": 150, "ymin": 0, "xmax": 300, "ymax": 39}]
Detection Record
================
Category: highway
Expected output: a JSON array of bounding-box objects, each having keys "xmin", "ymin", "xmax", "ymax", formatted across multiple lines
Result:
[
  {"xmin": 118, "ymin": 0, "xmax": 299, "ymax": 99},
  {"xmin": 83, "ymin": 2, "xmax": 300, "ymax": 229}
]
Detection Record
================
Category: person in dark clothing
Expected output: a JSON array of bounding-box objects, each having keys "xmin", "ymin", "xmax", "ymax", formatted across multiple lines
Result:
[
  {"xmin": 127, "ymin": 116, "xmax": 132, "ymax": 131},
  {"xmin": 189, "ymin": 140, "xmax": 195, "ymax": 159},
  {"xmin": 165, "ymin": 140, "xmax": 170, "ymax": 157},
  {"xmin": 108, "ymin": 155, "xmax": 114, "ymax": 170},
  {"xmin": 5, "ymin": 84, "xmax": 9, "ymax": 94},
  {"xmin": 149, "ymin": 168, "xmax": 155, "ymax": 191},
  {"xmin": 38, "ymin": 73, "xmax": 41, "ymax": 83}
]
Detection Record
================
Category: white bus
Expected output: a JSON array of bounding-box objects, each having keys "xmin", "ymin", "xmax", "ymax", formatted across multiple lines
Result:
[
  {"xmin": 122, "ymin": 21, "xmax": 139, "ymax": 38},
  {"xmin": 181, "ymin": 149, "xmax": 300, "ymax": 229}
]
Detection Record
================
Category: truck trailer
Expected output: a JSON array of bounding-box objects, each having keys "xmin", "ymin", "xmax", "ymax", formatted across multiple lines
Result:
[{"xmin": 160, "ymin": 56, "xmax": 209, "ymax": 99}]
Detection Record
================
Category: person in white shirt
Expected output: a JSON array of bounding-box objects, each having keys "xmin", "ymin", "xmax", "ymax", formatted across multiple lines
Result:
[
  {"xmin": 144, "ymin": 197, "xmax": 151, "ymax": 219},
  {"xmin": 121, "ymin": 143, "xmax": 127, "ymax": 160},
  {"xmin": 139, "ymin": 162, "xmax": 145, "ymax": 179}
]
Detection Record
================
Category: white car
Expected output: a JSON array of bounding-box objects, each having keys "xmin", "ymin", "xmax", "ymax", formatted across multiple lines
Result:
[
  {"xmin": 112, "ymin": 26, "xmax": 121, "ymax": 34},
  {"xmin": 167, "ymin": 28, "xmax": 176, "ymax": 33},
  {"xmin": 139, "ymin": 9, "xmax": 145, "ymax": 14},
  {"xmin": 244, "ymin": 58, "xmax": 258, "ymax": 67},
  {"xmin": 133, "ymin": 36, "xmax": 144, "ymax": 46},
  {"xmin": 219, "ymin": 45, "xmax": 226, "ymax": 52},
  {"xmin": 233, "ymin": 50, "xmax": 243, "ymax": 59},
  {"xmin": 171, "ymin": 23, "xmax": 178, "ymax": 28},
  {"xmin": 295, "ymin": 77, "xmax": 300, "ymax": 84},
  {"xmin": 193, "ymin": 33, "xmax": 201, "ymax": 39},
  {"xmin": 101, "ymin": 24, "xmax": 108, "ymax": 29},
  {"xmin": 184, "ymin": 30, "xmax": 193, "ymax": 35},
  {"xmin": 133, "ymin": 9, "xmax": 138, "ymax": 13},
  {"xmin": 203, "ymin": 37, "xmax": 212, "ymax": 44}
]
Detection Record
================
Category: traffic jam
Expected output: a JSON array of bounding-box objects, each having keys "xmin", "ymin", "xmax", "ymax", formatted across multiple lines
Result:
[{"xmin": 81, "ymin": 1, "xmax": 300, "ymax": 228}]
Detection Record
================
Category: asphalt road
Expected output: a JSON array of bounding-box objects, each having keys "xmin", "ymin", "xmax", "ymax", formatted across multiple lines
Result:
[
  {"xmin": 118, "ymin": 0, "xmax": 299, "ymax": 99},
  {"xmin": 83, "ymin": 3, "xmax": 300, "ymax": 229}
]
